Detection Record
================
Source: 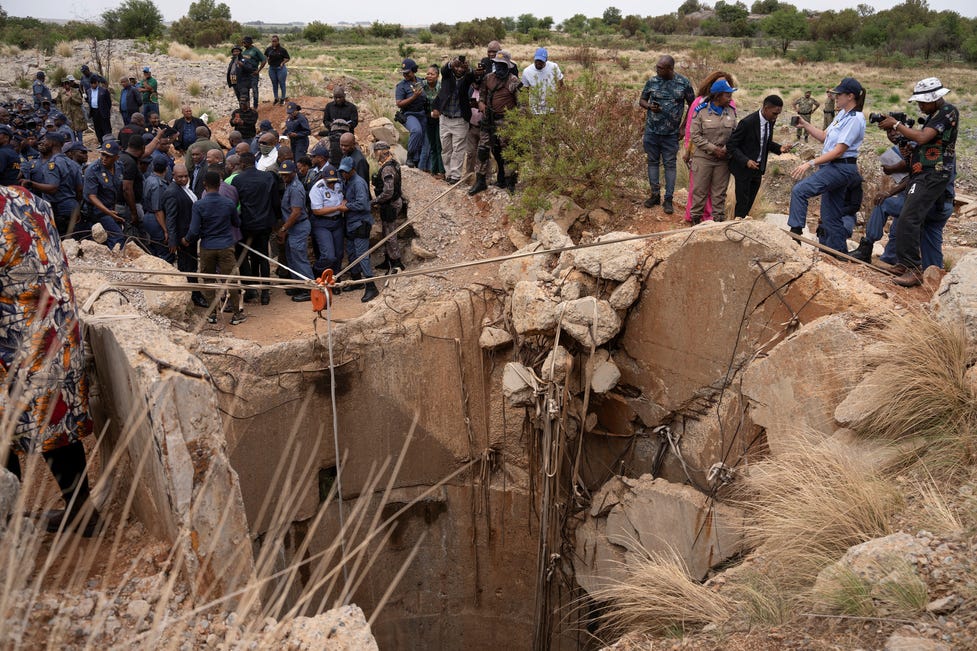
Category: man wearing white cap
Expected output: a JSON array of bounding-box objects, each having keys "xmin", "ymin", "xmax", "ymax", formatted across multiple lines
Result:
[
  {"xmin": 876, "ymin": 77, "xmax": 957, "ymax": 287},
  {"xmin": 521, "ymin": 47, "xmax": 563, "ymax": 115}
]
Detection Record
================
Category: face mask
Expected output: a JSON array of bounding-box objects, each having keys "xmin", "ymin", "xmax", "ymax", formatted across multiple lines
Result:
[
  {"xmin": 494, "ymin": 63, "xmax": 508, "ymax": 78},
  {"xmin": 259, "ymin": 144, "xmax": 273, "ymax": 156}
]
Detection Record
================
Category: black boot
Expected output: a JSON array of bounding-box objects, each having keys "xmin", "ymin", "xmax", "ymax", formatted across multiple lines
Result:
[
  {"xmin": 505, "ymin": 173, "xmax": 517, "ymax": 194},
  {"xmin": 848, "ymin": 238, "xmax": 873, "ymax": 263},
  {"xmin": 375, "ymin": 255, "xmax": 392, "ymax": 272},
  {"xmin": 495, "ymin": 169, "xmax": 506, "ymax": 188},
  {"xmin": 789, "ymin": 226, "xmax": 803, "ymax": 235},
  {"xmin": 468, "ymin": 174, "xmax": 488, "ymax": 196},
  {"xmin": 191, "ymin": 291, "xmax": 208, "ymax": 308},
  {"xmin": 361, "ymin": 281, "xmax": 379, "ymax": 302},
  {"xmin": 390, "ymin": 258, "xmax": 405, "ymax": 272},
  {"xmin": 260, "ymin": 290, "xmax": 270, "ymax": 305}
]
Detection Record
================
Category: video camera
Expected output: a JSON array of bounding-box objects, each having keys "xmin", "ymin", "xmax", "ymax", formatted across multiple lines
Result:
[{"xmin": 868, "ymin": 111, "xmax": 924, "ymax": 127}]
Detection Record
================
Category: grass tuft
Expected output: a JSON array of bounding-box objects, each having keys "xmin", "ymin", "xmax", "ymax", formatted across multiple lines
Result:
[
  {"xmin": 55, "ymin": 41, "xmax": 73, "ymax": 58},
  {"xmin": 593, "ymin": 548, "xmax": 732, "ymax": 637},
  {"xmin": 849, "ymin": 312, "xmax": 977, "ymax": 465}
]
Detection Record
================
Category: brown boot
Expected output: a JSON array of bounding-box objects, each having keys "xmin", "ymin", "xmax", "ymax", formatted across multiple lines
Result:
[{"xmin": 892, "ymin": 266, "xmax": 922, "ymax": 287}]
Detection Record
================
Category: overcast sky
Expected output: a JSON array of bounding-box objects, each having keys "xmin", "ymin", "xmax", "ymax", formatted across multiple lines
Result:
[{"xmin": 5, "ymin": 0, "xmax": 975, "ymax": 25}]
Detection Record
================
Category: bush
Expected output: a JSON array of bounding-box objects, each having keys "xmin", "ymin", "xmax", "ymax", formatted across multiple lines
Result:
[
  {"xmin": 303, "ymin": 21, "xmax": 334, "ymax": 42},
  {"xmin": 500, "ymin": 73, "xmax": 645, "ymax": 218},
  {"xmin": 417, "ymin": 29, "xmax": 433, "ymax": 44},
  {"xmin": 370, "ymin": 22, "xmax": 403, "ymax": 39},
  {"xmin": 101, "ymin": 0, "xmax": 164, "ymax": 39}
]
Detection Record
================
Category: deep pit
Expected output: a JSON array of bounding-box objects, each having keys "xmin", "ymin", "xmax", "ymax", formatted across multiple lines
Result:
[{"xmin": 71, "ymin": 217, "xmax": 926, "ymax": 649}]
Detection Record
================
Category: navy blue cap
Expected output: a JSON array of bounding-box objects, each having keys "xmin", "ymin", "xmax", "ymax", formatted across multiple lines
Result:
[
  {"xmin": 323, "ymin": 166, "xmax": 340, "ymax": 183},
  {"xmin": 259, "ymin": 119, "xmax": 272, "ymax": 130},
  {"xmin": 99, "ymin": 139, "xmax": 121, "ymax": 155},
  {"xmin": 830, "ymin": 77, "xmax": 863, "ymax": 96},
  {"xmin": 401, "ymin": 58, "xmax": 417, "ymax": 72},
  {"xmin": 278, "ymin": 160, "xmax": 297, "ymax": 174},
  {"xmin": 43, "ymin": 131, "xmax": 65, "ymax": 143},
  {"xmin": 310, "ymin": 142, "xmax": 329, "ymax": 158},
  {"xmin": 286, "ymin": 102, "xmax": 299, "ymax": 113},
  {"xmin": 338, "ymin": 156, "xmax": 354, "ymax": 173},
  {"xmin": 0, "ymin": 124, "xmax": 12, "ymax": 136},
  {"xmin": 65, "ymin": 141, "xmax": 89, "ymax": 153}
]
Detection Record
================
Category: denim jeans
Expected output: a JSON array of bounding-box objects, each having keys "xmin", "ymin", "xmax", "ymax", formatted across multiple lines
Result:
[
  {"xmin": 345, "ymin": 235, "xmax": 374, "ymax": 279},
  {"xmin": 788, "ymin": 162, "xmax": 861, "ymax": 253},
  {"xmin": 141, "ymin": 102, "xmax": 159, "ymax": 120},
  {"xmin": 865, "ymin": 193, "xmax": 906, "ymax": 243},
  {"xmin": 97, "ymin": 213, "xmax": 126, "ymax": 249},
  {"xmin": 643, "ymin": 130, "xmax": 680, "ymax": 199},
  {"xmin": 268, "ymin": 66, "xmax": 287, "ymax": 101},
  {"xmin": 249, "ymin": 75, "xmax": 260, "ymax": 108}
]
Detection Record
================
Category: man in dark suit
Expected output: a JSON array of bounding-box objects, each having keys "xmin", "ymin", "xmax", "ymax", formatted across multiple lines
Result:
[
  {"xmin": 164, "ymin": 162, "xmax": 207, "ymax": 307},
  {"xmin": 90, "ymin": 76, "xmax": 112, "ymax": 144},
  {"xmin": 728, "ymin": 95, "xmax": 793, "ymax": 219}
]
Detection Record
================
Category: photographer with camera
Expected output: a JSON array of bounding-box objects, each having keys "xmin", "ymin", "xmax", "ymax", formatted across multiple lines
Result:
[
  {"xmin": 395, "ymin": 58, "xmax": 428, "ymax": 169},
  {"xmin": 469, "ymin": 51, "xmax": 521, "ymax": 195},
  {"xmin": 849, "ymin": 128, "xmax": 912, "ymax": 265},
  {"xmin": 875, "ymin": 77, "xmax": 957, "ymax": 287},
  {"xmin": 787, "ymin": 77, "xmax": 866, "ymax": 254}
]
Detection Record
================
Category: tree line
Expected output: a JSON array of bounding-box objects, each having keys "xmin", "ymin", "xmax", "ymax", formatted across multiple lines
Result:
[{"xmin": 2, "ymin": 0, "xmax": 976, "ymax": 63}]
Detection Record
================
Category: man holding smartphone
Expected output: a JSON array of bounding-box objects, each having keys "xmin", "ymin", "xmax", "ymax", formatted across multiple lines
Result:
[{"xmin": 639, "ymin": 55, "xmax": 694, "ymax": 214}]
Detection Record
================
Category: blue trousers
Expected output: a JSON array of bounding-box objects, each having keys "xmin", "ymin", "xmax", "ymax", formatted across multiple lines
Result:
[
  {"xmin": 345, "ymin": 235, "xmax": 374, "ymax": 279},
  {"xmin": 788, "ymin": 162, "xmax": 861, "ymax": 253},
  {"xmin": 285, "ymin": 218, "xmax": 313, "ymax": 280},
  {"xmin": 865, "ymin": 193, "xmax": 905, "ymax": 264},
  {"xmin": 141, "ymin": 211, "xmax": 171, "ymax": 260},
  {"xmin": 404, "ymin": 113, "xmax": 426, "ymax": 166},
  {"xmin": 268, "ymin": 66, "xmax": 287, "ymax": 101},
  {"xmin": 97, "ymin": 213, "xmax": 126, "ymax": 249},
  {"xmin": 311, "ymin": 218, "xmax": 344, "ymax": 275},
  {"xmin": 289, "ymin": 136, "xmax": 308, "ymax": 161},
  {"xmin": 643, "ymin": 130, "xmax": 679, "ymax": 199},
  {"xmin": 249, "ymin": 75, "xmax": 260, "ymax": 108},
  {"xmin": 141, "ymin": 102, "xmax": 159, "ymax": 119}
]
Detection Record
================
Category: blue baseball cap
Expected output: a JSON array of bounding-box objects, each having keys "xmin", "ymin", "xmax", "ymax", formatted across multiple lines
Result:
[
  {"xmin": 279, "ymin": 160, "xmax": 297, "ymax": 174},
  {"xmin": 259, "ymin": 119, "xmax": 272, "ymax": 130},
  {"xmin": 401, "ymin": 58, "xmax": 417, "ymax": 72},
  {"xmin": 338, "ymin": 156, "xmax": 354, "ymax": 173},
  {"xmin": 534, "ymin": 48, "xmax": 548, "ymax": 62},
  {"xmin": 710, "ymin": 79, "xmax": 737, "ymax": 94},
  {"xmin": 310, "ymin": 142, "xmax": 329, "ymax": 158},
  {"xmin": 323, "ymin": 167, "xmax": 340, "ymax": 183},
  {"xmin": 830, "ymin": 77, "xmax": 863, "ymax": 96},
  {"xmin": 0, "ymin": 124, "xmax": 12, "ymax": 136}
]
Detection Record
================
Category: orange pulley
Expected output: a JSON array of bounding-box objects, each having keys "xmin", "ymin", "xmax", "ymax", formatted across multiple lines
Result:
[{"xmin": 311, "ymin": 269, "xmax": 335, "ymax": 312}]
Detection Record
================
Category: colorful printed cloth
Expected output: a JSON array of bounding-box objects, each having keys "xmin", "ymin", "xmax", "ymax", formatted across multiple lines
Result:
[{"xmin": 0, "ymin": 185, "xmax": 93, "ymax": 454}]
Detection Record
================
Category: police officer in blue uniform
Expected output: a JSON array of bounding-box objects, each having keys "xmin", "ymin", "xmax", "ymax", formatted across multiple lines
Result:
[
  {"xmin": 0, "ymin": 125, "xmax": 24, "ymax": 185},
  {"xmin": 84, "ymin": 140, "xmax": 126, "ymax": 249},
  {"xmin": 338, "ymin": 156, "xmax": 379, "ymax": 302},
  {"xmin": 277, "ymin": 160, "xmax": 314, "ymax": 301}
]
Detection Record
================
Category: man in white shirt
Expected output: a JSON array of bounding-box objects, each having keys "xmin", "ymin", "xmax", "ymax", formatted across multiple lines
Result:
[
  {"xmin": 255, "ymin": 132, "xmax": 279, "ymax": 172},
  {"xmin": 521, "ymin": 48, "xmax": 564, "ymax": 115}
]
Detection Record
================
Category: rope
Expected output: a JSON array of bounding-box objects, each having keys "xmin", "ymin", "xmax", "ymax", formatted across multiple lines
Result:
[{"xmin": 324, "ymin": 284, "xmax": 350, "ymax": 587}]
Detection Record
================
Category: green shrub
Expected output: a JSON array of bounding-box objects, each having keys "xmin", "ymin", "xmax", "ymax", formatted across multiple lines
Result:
[
  {"xmin": 417, "ymin": 29, "xmax": 432, "ymax": 44},
  {"xmin": 500, "ymin": 73, "xmax": 645, "ymax": 218},
  {"xmin": 302, "ymin": 21, "xmax": 334, "ymax": 42}
]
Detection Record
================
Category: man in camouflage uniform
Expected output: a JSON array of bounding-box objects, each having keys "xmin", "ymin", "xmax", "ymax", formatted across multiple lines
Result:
[
  {"xmin": 792, "ymin": 91, "xmax": 820, "ymax": 141},
  {"xmin": 370, "ymin": 141, "xmax": 405, "ymax": 272},
  {"xmin": 639, "ymin": 55, "xmax": 694, "ymax": 214},
  {"xmin": 822, "ymin": 90, "xmax": 835, "ymax": 129}
]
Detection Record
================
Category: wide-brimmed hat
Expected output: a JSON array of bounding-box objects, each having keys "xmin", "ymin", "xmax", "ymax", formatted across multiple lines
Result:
[{"xmin": 908, "ymin": 77, "xmax": 950, "ymax": 103}]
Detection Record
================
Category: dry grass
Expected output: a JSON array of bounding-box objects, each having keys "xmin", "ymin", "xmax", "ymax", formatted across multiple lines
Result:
[
  {"xmin": 736, "ymin": 437, "xmax": 901, "ymax": 587},
  {"xmin": 726, "ymin": 570, "xmax": 797, "ymax": 626},
  {"xmin": 167, "ymin": 42, "xmax": 198, "ymax": 61},
  {"xmin": 593, "ymin": 548, "xmax": 732, "ymax": 637},
  {"xmin": 55, "ymin": 41, "xmax": 73, "ymax": 58},
  {"xmin": 813, "ymin": 561, "xmax": 928, "ymax": 618},
  {"xmin": 187, "ymin": 80, "xmax": 201, "ymax": 97},
  {"xmin": 850, "ymin": 312, "xmax": 977, "ymax": 462}
]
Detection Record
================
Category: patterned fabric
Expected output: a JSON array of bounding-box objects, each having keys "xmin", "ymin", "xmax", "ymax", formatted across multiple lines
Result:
[
  {"xmin": 911, "ymin": 103, "xmax": 958, "ymax": 175},
  {"xmin": 0, "ymin": 185, "xmax": 93, "ymax": 454},
  {"xmin": 640, "ymin": 73, "xmax": 694, "ymax": 135}
]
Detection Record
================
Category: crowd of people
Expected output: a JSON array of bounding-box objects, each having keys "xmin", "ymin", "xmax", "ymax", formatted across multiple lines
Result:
[{"xmin": 639, "ymin": 53, "xmax": 957, "ymax": 287}]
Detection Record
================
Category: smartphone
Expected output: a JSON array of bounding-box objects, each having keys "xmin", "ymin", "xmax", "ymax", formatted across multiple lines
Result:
[{"xmin": 790, "ymin": 116, "xmax": 800, "ymax": 127}]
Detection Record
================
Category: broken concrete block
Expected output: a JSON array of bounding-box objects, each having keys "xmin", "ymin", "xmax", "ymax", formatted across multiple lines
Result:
[
  {"xmin": 499, "ymin": 244, "xmax": 553, "ymax": 290},
  {"xmin": 368, "ymin": 117, "xmax": 399, "ymax": 148},
  {"xmin": 542, "ymin": 346, "xmax": 573, "ymax": 382},
  {"xmin": 931, "ymin": 251, "xmax": 977, "ymax": 345},
  {"xmin": 560, "ymin": 297, "xmax": 621, "ymax": 348},
  {"xmin": 503, "ymin": 362, "xmax": 537, "ymax": 406},
  {"xmin": 411, "ymin": 240, "xmax": 437, "ymax": 260},
  {"xmin": 511, "ymin": 281, "xmax": 560, "ymax": 335},
  {"xmin": 566, "ymin": 231, "xmax": 649, "ymax": 281},
  {"xmin": 587, "ymin": 207, "xmax": 611, "ymax": 230},
  {"xmin": 61, "ymin": 238, "xmax": 80, "ymax": 260},
  {"xmin": 280, "ymin": 605, "xmax": 379, "ymax": 650},
  {"xmin": 508, "ymin": 225, "xmax": 531, "ymax": 250},
  {"xmin": 591, "ymin": 358, "xmax": 620, "ymax": 393},
  {"xmin": 534, "ymin": 195, "xmax": 585, "ymax": 236},
  {"xmin": 0, "ymin": 468, "xmax": 17, "ymax": 533},
  {"xmin": 574, "ymin": 475, "xmax": 746, "ymax": 594},
  {"xmin": 557, "ymin": 270, "xmax": 597, "ymax": 302},
  {"xmin": 128, "ymin": 252, "xmax": 189, "ymax": 320},
  {"xmin": 608, "ymin": 275, "xmax": 641, "ymax": 310},
  {"xmin": 479, "ymin": 326, "xmax": 513, "ymax": 350},
  {"xmin": 538, "ymin": 220, "xmax": 573, "ymax": 251},
  {"xmin": 742, "ymin": 314, "xmax": 867, "ymax": 456}
]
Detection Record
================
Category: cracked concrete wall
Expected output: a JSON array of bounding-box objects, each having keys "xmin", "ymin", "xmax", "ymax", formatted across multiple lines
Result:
[{"xmin": 82, "ymin": 292, "xmax": 254, "ymax": 602}]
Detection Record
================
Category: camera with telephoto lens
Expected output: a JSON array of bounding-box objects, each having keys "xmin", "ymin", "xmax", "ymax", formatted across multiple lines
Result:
[{"xmin": 869, "ymin": 111, "xmax": 921, "ymax": 125}]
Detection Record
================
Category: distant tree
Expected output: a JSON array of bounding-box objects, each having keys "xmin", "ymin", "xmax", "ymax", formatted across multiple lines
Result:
[
  {"xmin": 429, "ymin": 22, "xmax": 452, "ymax": 34},
  {"xmin": 559, "ymin": 13, "xmax": 589, "ymax": 33},
  {"xmin": 449, "ymin": 18, "xmax": 507, "ymax": 47},
  {"xmin": 762, "ymin": 6, "xmax": 808, "ymax": 53},
  {"xmin": 647, "ymin": 14, "xmax": 679, "ymax": 34},
  {"xmin": 516, "ymin": 13, "xmax": 539, "ymax": 34},
  {"xmin": 810, "ymin": 8, "xmax": 859, "ymax": 42},
  {"xmin": 370, "ymin": 22, "xmax": 403, "ymax": 38},
  {"xmin": 101, "ymin": 0, "xmax": 164, "ymax": 39},
  {"xmin": 710, "ymin": 1, "xmax": 753, "ymax": 36},
  {"xmin": 302, "ymin": 21, "xmax": 334, "ymax": 42},
  {"xmin": 678, "ymin": 0, "xmax": 704, "ymax": 16},
  {"xmin": 539, "ymin": 16, "xmax": 554, "ymax": 31},
  {"xmin": 751, "ymin": 0, "xmax": 780, "ymax": 14},
  {"xmin": 619, "ymin": 14, "xmax": 644, "ymax": 37},
  {"xmin": 501, "ymin": 16, "xmax": 516, "ymax": 31},
  {"xmin": 602, "ymin": 6, "xmax": 622, "ymax": 26},
  {"xmin": 170, "ymin": 0, "xmax": 239, "ymax": 47}
]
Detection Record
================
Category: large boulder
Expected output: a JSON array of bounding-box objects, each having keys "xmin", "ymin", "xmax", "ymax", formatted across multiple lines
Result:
[
  {"xmin": 510, "ymin": 281, "xmax": 560, "ymax": 335},
  {"xmin": 574, "ymin": 475, "xmax": 746, "ymax": 594},
  {"xmin": 742, "ymin": 314, "xmax": 867, "ymax": 456},
  {"xmin": 277, "ymin": 604, "xmax": 379, "ymax": 650},
  {"xmin": 368, "ymin": 117, "xmax": 399, "ymax": 148},
  {"xmin": 931, "ymin": 250, "xmax": 977, "ymax": 345},
  {"xmin": 499, "ymin": 243, "xmax": 554, "ymax": 289},
  {"xmin": 564, "ymin": 231, "xmax": 650, "ymax": 281},
  {"xmin": 128, "ymin": 251, "xmax": 190, "ymax": 320},
  {"xmin": 560, "ymin": 297, "xmax": 621, "ymax": 348}
]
